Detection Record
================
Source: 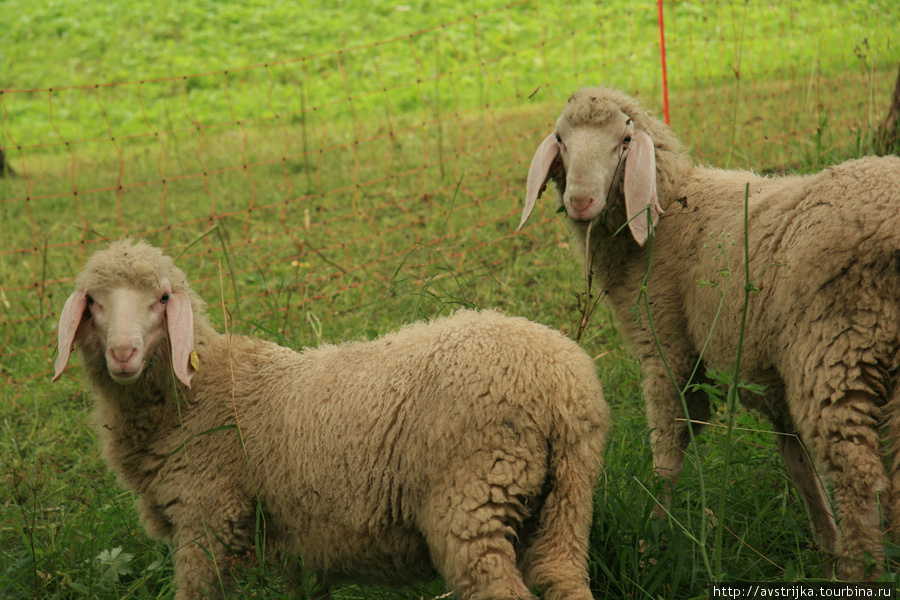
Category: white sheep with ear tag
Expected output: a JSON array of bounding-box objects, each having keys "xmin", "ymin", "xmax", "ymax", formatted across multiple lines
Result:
[
  {"xmin": 518, "ymin": 85, "xmax": 900, "ymax": 581},
  {"xmin": 53, "ymin": 238, "xmax": 610, "ymax": 600}
]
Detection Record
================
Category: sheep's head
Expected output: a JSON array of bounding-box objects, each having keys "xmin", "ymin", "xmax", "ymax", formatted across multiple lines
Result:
[
  {"xmin": 52, "ymin": 240, "xmax": 197, "ymax": 388},
  {"xmin": 518, "ymin": 88, "xmax": 664, "ymax": 246}
]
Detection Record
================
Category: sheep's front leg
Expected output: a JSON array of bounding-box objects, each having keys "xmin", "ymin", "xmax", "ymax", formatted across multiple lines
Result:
[
  {"xmin": 172, "ymin": 525, "xmax": 236, "ymax": 600},
  {"xmin": 642, "ymin": 355, "xmax": 711, "ymax": 519},
  {"xmin": 167, "ymin": 495, "xmax": 256, "ymax": 600}
]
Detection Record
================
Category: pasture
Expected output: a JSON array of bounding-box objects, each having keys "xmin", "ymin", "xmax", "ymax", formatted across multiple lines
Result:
[{"xmin": 2, "ymin": 0, "xmax": 899, "ymax": 597}]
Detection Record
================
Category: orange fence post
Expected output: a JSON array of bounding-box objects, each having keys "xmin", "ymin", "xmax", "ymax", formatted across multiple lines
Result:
[{"xmin": 658, "ymin": 0, "xmax": 670, "ymax": 126}]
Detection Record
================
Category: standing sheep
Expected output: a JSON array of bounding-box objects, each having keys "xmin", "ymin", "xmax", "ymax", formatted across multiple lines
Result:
[
  {"xmin": 52, "ymin": 239, "xmax": 609, "ymax": 600},
  {"xmin": 518, "ymin": 86, "xmax": 900, "ymax": 579}
]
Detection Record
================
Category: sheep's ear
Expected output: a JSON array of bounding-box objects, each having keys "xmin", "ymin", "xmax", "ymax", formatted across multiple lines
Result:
[
  {"xmin": 165, "ymin": 290, "xmax": 195, "ymax": 388},
  {"xmin": 519, "ymin": 132, "xmax": 560, "ymax": 231},
  {"xmin": 624, "ymin": 130, "xmax": 664, "ymax": 246},
  {"xmin": 53, "ymin": 291, "xmax": 88, "ymax": 382}
]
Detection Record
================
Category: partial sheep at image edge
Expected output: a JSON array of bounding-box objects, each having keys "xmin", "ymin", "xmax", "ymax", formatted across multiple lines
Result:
[{"xmin": 520, "ymin": 85, "xmax": 900, "ymax": 580}]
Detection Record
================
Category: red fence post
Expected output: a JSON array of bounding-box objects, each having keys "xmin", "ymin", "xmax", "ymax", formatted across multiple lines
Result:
[{"xmin": 658, "ymin": 0, "xmax": 671, "ymax": 125}]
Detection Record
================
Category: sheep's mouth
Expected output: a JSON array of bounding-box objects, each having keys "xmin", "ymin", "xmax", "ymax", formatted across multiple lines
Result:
[
  {"xmin": 568, "ymin": 216, "xmax": 598, "ymax": 228},
  {"xmin": 108, "ymin": 366, "xmax": 144, "ymax": 384},
  {"xmin": 565, "ymin": 203, "xmax": 606, "ymax": 225}
]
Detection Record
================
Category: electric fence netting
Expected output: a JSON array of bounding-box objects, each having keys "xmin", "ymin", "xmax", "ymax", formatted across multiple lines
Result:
[{"xmin": 1, "ymin": 0, "xmax": 897, "ymax": 403}]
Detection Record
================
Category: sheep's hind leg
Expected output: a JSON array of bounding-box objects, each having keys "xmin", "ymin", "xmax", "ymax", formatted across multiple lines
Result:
[
  {"xmin": 772, "ymin": 427, "xmax": 838, "ymax": 558},
  {"xmin": 803, "ymin": 389, "xmax": 888, "ymax": 580},
  {"xmin": 886, "ymin": 380, "xmax": 900, "ymax": 542},
  {"xmin": 519, "ymin": 446, "xmax": 596, "ymax": 600},
  {"xmin": 421, "ymin": 486, "xmax": 534, "ymax": 600}
]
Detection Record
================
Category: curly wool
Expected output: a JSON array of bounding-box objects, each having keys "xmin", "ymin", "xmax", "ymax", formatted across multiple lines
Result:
[
  {"xmin": 526, "ymin": 85, "xmax": 900, "ymax": 579},
  {"xmin": 58, "ymin": 240, "xmax": 609, "ymax": 600}
]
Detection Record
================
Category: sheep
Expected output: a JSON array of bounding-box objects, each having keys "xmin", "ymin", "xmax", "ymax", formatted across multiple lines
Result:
[
  {"xmin": 518, "ymin": 85, "xmax": 900, "ymax": 579},
  {"xmin": 52, "ymin": 239, "xmax": 609, "ymax": 600}
]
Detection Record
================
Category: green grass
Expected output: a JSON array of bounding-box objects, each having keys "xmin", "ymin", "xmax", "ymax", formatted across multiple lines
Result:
[
  {"xmin": 2, "ymin": 0, "xmax": 895, "ymax": 149},
  {"xmin": 2, "ymin": 0, "xmax": 900, "ymax": 598}
]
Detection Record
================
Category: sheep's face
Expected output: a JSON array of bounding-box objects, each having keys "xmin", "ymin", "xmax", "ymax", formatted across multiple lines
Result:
[
  {"xmin": 519, "ymin": 89, "xmax": 662, "ymax": 246},
  {"xmin": 82, "ymin": 283, "xmax": 170, "ymax": 384},
  {"xmin": 554, "ymin": 111, "xmax": 634, "ymax": 223},
  {"xmin": 54, "ymin": 273, "xmax": 196, "ymax": 388}
]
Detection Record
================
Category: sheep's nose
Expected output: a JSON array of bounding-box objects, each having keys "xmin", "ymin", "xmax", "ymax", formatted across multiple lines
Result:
[
  {"xmin": 109, "ymin": 345, "xmax": 138, "ymax": 365},
  {"xmin": 570, "ymin": 195, "xmax": 594, "ymax": 214}
]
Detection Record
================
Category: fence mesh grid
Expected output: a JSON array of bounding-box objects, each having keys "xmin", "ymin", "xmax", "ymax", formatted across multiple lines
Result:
[{"xmin": 1, "ymin": 0, "xmax": 898, "ymax": 401}]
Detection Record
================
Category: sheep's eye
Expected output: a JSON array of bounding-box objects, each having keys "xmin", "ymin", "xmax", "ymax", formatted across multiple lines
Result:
[
  {"xmin": 555, "ymin": 134, "xmax": 562, "ymax": 144},
  {"xmin": 623, "ymin": 135, "xmax": 632, "ymax": 146},
  {"xmin": 86, "ymin": 294, "xmax": 94, "ymax": 306},
  {"xmin": 160, "ymin": 293, "xmax": 170, "ymax": 304}
]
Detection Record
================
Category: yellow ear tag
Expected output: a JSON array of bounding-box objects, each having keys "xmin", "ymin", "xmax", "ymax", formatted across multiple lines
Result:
[{"xmin": 190, "ymin": 350, "xmax": 200, "ymax": 372}]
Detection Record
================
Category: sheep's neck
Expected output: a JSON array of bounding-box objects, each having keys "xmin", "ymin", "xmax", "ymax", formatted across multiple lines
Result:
[
  {"xmin": 574, "ymin": 206, "xmax": 634, "ymax": 291},
  {"xmin": 88, "ymin": 350, "xmax": 184, "ymax": 494}
]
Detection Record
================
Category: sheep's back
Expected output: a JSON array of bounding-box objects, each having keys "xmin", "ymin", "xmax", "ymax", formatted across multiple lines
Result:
[
  {"xmin": 271, "ymin": 309, "xmax": 605, "ymax": 491},
  {"xmin": 655, "ymin": 157, "xmax": 900, "ymax": 392},
  {"xmin": 210, "ymin": 309, "xmax": 605, "ymax": 579}
]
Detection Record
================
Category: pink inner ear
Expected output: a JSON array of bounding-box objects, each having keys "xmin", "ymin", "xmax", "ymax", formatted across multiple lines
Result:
[
  {"xmin": 519, "ymin": 132, "xmax": 561, "ymax": 231},
  {"xmin": 623, "ymin": 130, "xmax": 661, "ymax": 246},
  {"xmin": 165, "ymin": 290, "xmax": 195, "ymax": 387},
  {"xmin": 53, "ymin": 291, "xmax": 88, "ymax": 382}
]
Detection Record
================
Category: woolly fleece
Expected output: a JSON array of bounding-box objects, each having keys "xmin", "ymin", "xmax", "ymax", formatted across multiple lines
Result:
[
  {"xmin": 522, "ymin": 86, "xmax": 900, "ymax": 579},
  {"xmin": 54, "ymin": 240, "xmax": 609, "ymax": 600}
]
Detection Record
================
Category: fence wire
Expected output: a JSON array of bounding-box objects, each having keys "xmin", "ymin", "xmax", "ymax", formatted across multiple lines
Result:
[{"xmin": 1, "ymin": 0, "xmax": 897, "ymax": 402}]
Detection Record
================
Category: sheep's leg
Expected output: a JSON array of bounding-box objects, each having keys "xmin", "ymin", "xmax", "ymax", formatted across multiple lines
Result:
[
  {"xmin": 885, "ymin": 381, "xmax": 900, "ymax": 542},
  {"xmin": 168, "ymin": 495, "xmax": 255, "ymax": 600},
  {"xmin": 171, "ymin": 525, "xmax": 235, "ymax": 600},
  {"xmin": 520, "ymin": 443, "xmax": 597, "ymax": 600},
  {"xmin": 799, "ymin": 389, "xmax": 888, "ymax": 580},
  {"xmin": 643, "ymin": 360, "xmax": 711, "ymax": 519},
  {"xmin": 420, "ymin": 485, "xmax": 534, "ymax": 600},
  {"xmin": 136, "ymin": 496, "xmax": 174, "ymax": 540},
  {"xmin": 772, "ymin": 428, "xmax": 838, "ymax": 555}
]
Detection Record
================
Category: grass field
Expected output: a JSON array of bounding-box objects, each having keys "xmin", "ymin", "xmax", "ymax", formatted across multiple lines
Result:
[{"xmin": 2, "ymin": 0, "xmax": 900, "ymax": 598}]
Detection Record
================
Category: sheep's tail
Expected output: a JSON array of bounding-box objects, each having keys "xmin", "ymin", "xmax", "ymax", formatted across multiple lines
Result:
[{"xmin": 521, "ymin": 392, "xmax": 607, "ymax": 600}]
